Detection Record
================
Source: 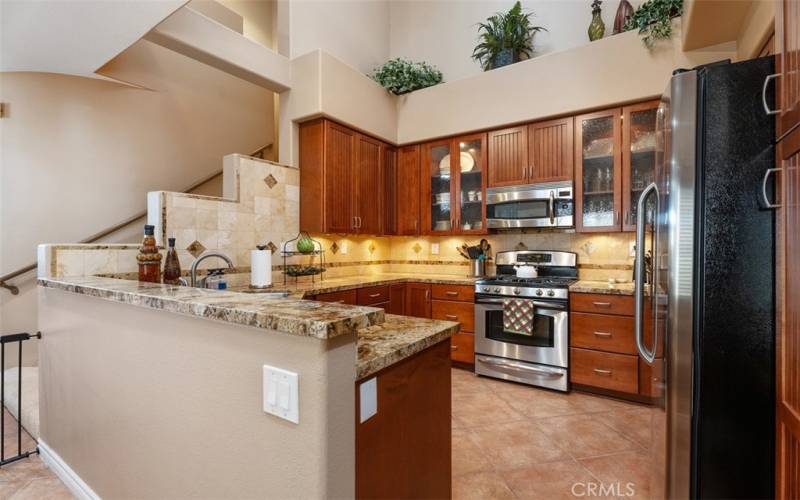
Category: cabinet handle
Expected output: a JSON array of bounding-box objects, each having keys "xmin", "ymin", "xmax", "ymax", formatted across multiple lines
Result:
[
  {"xmin": 762, "ymin": 73, "xmax": 781, "ymax": 115},
  {"xmin": 451, "ymin": 345, "xmax": 459, "ymax": 351},
  {"xmin": 614, "ymin": 210, "xmax": 619, "ymax": 225},
  {"xmin": 593, "ymin": 331, "xmax": 612, "ymax": 337},
  {"xmin": 592, "ymin": 301, "xmax": 612, "ymax": 308},
  {"xmin": 446, "ymin": 291, "xmax": 459, "ymax": 296},
  {"xmin": 445, "ymin": 314, "xmax": 458, "ymax": 320},
  {"xmin": 414, "ymin": 220, "xmax": 418, "ymax": 233},
  {"xmin": 333, "ymin": 300, "xmax": 345, "ymax": 304},
  {"xmin": 368, "ymin": 293, "xmax": 381, "ymax": 298},
  {"xmin": 593, "ymin": 368, "xmax": 613, "ymax": 376},
  {"xmin": 625, "ymin": 210, "xmax": 630, "ymax": 225},
  {"xmin": 761, "ymin": 167, "xmax": 782, "ymax": 209}
]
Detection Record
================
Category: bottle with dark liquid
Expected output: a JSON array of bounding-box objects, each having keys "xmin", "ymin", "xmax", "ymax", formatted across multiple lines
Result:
[
  {"xmin": 137, "ymin": 225, "xmax": 162, "ymax": 283},
  {"xmin": 163, "ymin": 237, "xmax": 182, "ymax": 285}
]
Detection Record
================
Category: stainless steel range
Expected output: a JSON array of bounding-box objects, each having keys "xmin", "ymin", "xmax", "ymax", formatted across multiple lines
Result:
[{"xmin": 474, "ymin": 250, "xmax": 578, "ymax": 392}]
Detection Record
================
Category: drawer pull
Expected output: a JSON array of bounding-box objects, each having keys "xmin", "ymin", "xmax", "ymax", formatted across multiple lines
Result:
[
  {"xmin": 333, "ymin": 300, "xmax": 345, "ymax": 304},
  {"xmin": 592, "ymin": 302, "xmax": 612, "ymax": 308},
  {"xmin": 368, "ymin": 293, "xmax": 382, "ymax": 298},
  {"xmin": 593, "ymin": 368, "xmax": 613, "ymax": 376},
  {"xmin": 445, "ymin": 314, "xmax": 459, "ymax": 320},
  {"xmin": 593, "ymin": 331, "xmax": 612, "ymax": 338},
  {"xmin": 446, "ymin": 291, "xmax": 459, "ymax": 296},
  {"xmin": 451, "ymin": 345, "xmax": 459, "ymax": 351}
]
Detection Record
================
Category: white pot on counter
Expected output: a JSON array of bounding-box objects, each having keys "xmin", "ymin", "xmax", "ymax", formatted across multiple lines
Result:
[{"xmin": 513, "ymin": 265, "xmax": 538, "ymax": 278}]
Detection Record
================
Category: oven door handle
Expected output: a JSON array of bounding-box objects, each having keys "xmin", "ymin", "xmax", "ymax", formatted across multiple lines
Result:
[
  {"xmin": 477, "ymin": 357, "xmax": 565, "ymax": 379},
  {"xmin": 476, "ymin": 298, "xmax": 566, "ymax": 310}
]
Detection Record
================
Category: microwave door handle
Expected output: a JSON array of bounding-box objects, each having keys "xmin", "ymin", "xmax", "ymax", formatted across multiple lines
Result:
[
  {"xmin": 549, "ymin": 190, "xmax": 556, "ymax": 225},
  {"xmin": 635, "ymin": 182, "xmax": 658, "ymax": 365}
]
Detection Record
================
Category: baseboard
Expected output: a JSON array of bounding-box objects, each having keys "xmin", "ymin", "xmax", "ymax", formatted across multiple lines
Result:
[{"xmin": 38, "ymin": 440, "xmax": 101, "ymax": 500}]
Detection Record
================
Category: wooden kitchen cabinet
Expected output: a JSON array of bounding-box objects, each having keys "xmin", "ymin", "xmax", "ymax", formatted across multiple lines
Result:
[
  {"xmin": 405, "ymin": 283, "xmax": 431, "ymax": 318},
  {"xmin": 357, "ymin": 285, "xmax": 390, "ymax": 306},
  {"xmin": 488, "ymin": 126, "xmax": 528, "ymax": 187},
  {"xmin": 383, "ymin": 146, "xmax": 397, "ymax": 235},
  {"xmin": 396, "ymin": 145, "xmax": 422, "ymax": 235},
  {"xmin": 622, "ymin": 100, "xmax": 660, "ymax": 231},
  {"xmin": 422, "ymin": 133, "xmax": 487, "ymax": 235},
  {"xmin": 312, "ymin": 289, "xmax": 358, "ymax": 305},
  {"xmin": 387, "ymin": 283, "xmax": 406, "ymax": 315},
  {"xmin": 299, "ymin": 118, "xmax": 387, "ymax": 234},
  {"xmin": 575, "ymin": 108, "xmax": 623, "ymax": 232},
  {"xmin": 430, "ymin": 284, "xmax": 475, "ymax": 365},
  {"xmin": 777, "ymin": 0, "xmax": 800, "ymax": 140}
]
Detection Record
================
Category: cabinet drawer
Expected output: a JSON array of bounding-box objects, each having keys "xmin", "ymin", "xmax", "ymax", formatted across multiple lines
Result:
[
  {"xmin": 450, "ymin": 332, "xmax": 474, "ymax": 364},
  {"xmin": 431, "ymin": 284, "xmax": 475, "ymax": 303},
  {"xmin": 313, "ymin": 289, "xmax": 357, "ymax": 305},
  {"xmin": 570, "ymin": 293, "xmax": 634, "ymax": 316},
  {"xmin": 570, "ymin": 348, "xmax": 638, "ymax": 394},
  {"xmin": 431, "ymin": 301, "xmax": 475, "ymax": 333},
  {"xmin": 357, "ymin": 285, "xmax": 390, "ymax": 305},
  {"xmin": 571, "ymin": 312, "xmax": 635, "ymax": 354}
]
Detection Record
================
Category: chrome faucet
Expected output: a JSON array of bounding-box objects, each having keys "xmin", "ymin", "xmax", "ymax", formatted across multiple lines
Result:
[{"xmin": 190, "ymin": 251, "xmax": 235, "ymax": 287}]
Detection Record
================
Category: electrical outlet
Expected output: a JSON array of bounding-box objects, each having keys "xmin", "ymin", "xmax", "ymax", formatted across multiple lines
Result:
[
  {"xmin": 340, "ymin": 242, "xmax": 348, "ymax": 255},
  {"xmin": 629, "ymin": 241, "xmax": 636, "ymax": 257},
  {"xmin": 431, "ymin": 243, "xmax": 440, "ymax": 255}
]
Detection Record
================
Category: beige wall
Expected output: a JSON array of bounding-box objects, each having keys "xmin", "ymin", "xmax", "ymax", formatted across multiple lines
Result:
[
  {"xmin": 219, "ymin": 0, "xmax": 276, "ymax": 48},
  {"xmin": 38, "ymin": 287, "xmax": 355, "ymax": 498},
  {"xmin": 737, "ymin": 0, "xmax": 775, "ymax": 60}
]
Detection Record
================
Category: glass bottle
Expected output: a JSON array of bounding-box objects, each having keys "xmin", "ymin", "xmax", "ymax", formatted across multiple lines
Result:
[
  {"xmin": 588, "ymin": 0, "xmax": 606, "ymax": 41},
  {"xmin": 163, "ymin": 237, "xmax": 182, "ymax": 285},
  {"xmin": 137, "ymin": 224, "xmax": 162, "ymax": 283}
]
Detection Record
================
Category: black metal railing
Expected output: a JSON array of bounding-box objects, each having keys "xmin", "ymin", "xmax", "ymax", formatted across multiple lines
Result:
[{"xmin": 1, "ymin": 331, "xmax": 40, "ymax": 466}]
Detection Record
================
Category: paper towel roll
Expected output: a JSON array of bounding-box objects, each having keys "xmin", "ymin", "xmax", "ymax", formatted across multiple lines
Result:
[{"xmin": 250, "ymin": 249, "xmax": 272, "ymax": 288}]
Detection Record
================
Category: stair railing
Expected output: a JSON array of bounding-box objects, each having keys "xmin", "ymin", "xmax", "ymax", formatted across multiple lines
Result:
[{"xmin": 0, "ymin": 331, "xmax": 41, "ymax": 466}]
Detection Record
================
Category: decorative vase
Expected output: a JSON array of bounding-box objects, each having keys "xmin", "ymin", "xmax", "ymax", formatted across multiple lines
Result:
[
  {"xmin": 588, "ymin": 0, "xmax": 606, "ymax": 41},
  {"xmin": 491, "ymin": 48, "xmax": 516, "ymax": 69},
  {"xmin": 613, "ymin": 0, "xmax": 634, "ymax": 34}
]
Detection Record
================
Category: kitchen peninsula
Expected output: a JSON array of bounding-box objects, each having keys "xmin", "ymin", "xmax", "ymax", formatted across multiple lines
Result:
[{"xmin": 36, "ymin": 273, "xmax": 458, "ymax": 499}]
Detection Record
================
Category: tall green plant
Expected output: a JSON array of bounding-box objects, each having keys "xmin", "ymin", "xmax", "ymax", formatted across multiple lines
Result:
[
  {"xmin": 623, "ymin": 0, "xmax": 683, "ymax": 48},
  {"xmin": 472, "ymin": 1, "xmax": 547, "ymax": 71}
]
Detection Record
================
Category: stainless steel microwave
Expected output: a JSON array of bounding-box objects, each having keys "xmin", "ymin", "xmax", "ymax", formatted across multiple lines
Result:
[{"xmin": 486, "ymin": 181, "xmax": 574, "ymax": 229}]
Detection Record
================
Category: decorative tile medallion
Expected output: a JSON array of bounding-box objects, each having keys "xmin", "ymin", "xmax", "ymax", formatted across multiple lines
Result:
[
  {"xmin": 515, "ymin": 241, "xmax": 529, "ymax": 251},
  {"xmin": 330, "ymin": 241, "xmax": 339, "ymax": 255},
  {"xmin": 368, "ymin": 242, "xmax": 377, "ymax": 255},
  {"xmin": 186, "ymin": 240, "xmax": 206, "ymax": 258},
  {"xmin": 267, "ymin": 241, "xmax": 278, "ymax": 254},
  {"xmin": 412, "ymin": 242, "xmax": 423, "ymax": 254},
  {"xmin": 264, "ymin": 174, "xmax": 278, "ymax": 189}
]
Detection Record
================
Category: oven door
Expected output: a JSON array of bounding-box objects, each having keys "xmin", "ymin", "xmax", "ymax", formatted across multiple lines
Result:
[
  {"xmin": 486, "ymin": 185, "xmax": 574, "ymax": 229},
  {"xmin": 474, "ymin": 296, "xmax": 568, "ymax": 368}
]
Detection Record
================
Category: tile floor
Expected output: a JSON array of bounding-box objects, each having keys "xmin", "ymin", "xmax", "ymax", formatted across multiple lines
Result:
[
  {"xmin": 452, "ymin": 367, "xmax": 654, "ymax": 499},
  {"xmin": 0, "ymin": 410, "xmax": 72, "ymax": 500}
]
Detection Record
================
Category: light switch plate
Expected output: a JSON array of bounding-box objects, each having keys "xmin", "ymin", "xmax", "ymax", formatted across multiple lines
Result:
[
  {"xmin": 431, "ymin": 243, "xmax": 440, "ymax": 255},
  {"xmin": 359, "ymin": 377, "xmax": 377, "ymax": 423},
  {"xmin": 263, "ymin": 365, "xmax": 299, "ymax": 424},
  {"xmin": 340, "ymin": 242, "xmax": 348, "ymax": 255}
]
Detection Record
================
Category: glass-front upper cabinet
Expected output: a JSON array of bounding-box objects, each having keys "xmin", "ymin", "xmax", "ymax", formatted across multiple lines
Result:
[
  {"xmin": 575, "ymin": 109, "xmax": 622, "ymax": 232},
  {"xmin": 622, "ymin": 101, "xmax": 660, "ymax": 231},
  {"xmin": 423, "ymin": 134, "xmax": 487, "ymax": 235}
]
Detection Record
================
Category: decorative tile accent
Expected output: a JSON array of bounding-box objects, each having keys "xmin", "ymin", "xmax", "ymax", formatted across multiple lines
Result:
[
  {"xmin": 330, "ymin": 242, "xmax": 340, "ymax": 255},
  {"xmin": 368, "ymin": 243, "xmax": 377, "ymax": 255},
  {"xmin": 264, "ymin": 174, "xmax": 278, "ymax": 189},
  {"xmin": 266, "ymin": 241, "xmax": 278, "ymax": 254},
  {"xmin": 515, "ymin": 241, "xmax": 529, "ymax": 251},
  {"xmin": 412, "ymin": 242, "xmax": 423, "ymax": 254},
  {"xmin": 187, "ymin": 240, "xmax": 206, "ymax": 258},
  {"xmin": 580, "ymin": 241, "xmax": 596, "ymax": 257}
]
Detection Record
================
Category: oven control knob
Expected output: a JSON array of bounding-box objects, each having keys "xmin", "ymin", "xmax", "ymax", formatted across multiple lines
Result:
[
  {"xmin": 547, "ymin": 290, "xmax": 555, "ymax": 297},
  {"xmin": 482, "ymin": 287, "xmax": 491, "ymax": 292},
  {"xmin": 535, "ymin": 289, "xmax": 543, "ymax": 296},
  {"xmin": 493, "ymin": 287, "xmax": 501, "ymax": 293},
  {"xmin": 513, "ymin": 288, "xmax": 521, "ymax": 295}
]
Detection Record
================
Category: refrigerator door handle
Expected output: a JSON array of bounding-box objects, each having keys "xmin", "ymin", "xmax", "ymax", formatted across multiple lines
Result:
[
  {"xmin": 635, "ymin": 182, "xmax": 658, "ymax": 365},
  {"xmin": 762, "ymin": 73, "xmax": 782, "ymax": 116},
  {"xmin": 761, "ymin": 167, "xmax": 782, "ymax": 209}
]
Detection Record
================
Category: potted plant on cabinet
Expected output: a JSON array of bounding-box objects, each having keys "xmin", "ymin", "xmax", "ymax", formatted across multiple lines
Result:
[
  {"xmin": 624, "ymin": 0, "xmax": 683, "ymax": 47},
  {"xmin": 472, "ymin": 1, "xmax": 547, "ymax": 71},
  {"xmin": 371, "ymin": 58, "xmax": 443, "ymax": 95}
]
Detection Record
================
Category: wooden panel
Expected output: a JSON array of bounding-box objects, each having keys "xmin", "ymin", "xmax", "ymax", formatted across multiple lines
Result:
[
  {"xmin": 354, "ymin": 134, "xmax": 383, "ymax": 235},
  {"xmin": 570, "ymin": 293, "xmax": 634, "ymax": 316},
  {"xmin": 570, "ymin": 348, "xmax": 638, "ymax": 394},
  {"xmin": 396, "ymin": 145, "xmax": 421, "ymax": 235},
  {"xmin": 356, "ymin": 340, "xmax": 451, "ymax": 499},
  {"xmin": 405, "ymin": 283, "xmax": 431, "ymax": 318},
  {"xmin": 299, "ymin": 119, "xmax": 324, "ymax": 233},
  {"xmin": 571, "ymin": 312, "xmax": 635, "ymax": 354},
  {"xmin": 323, "ymin": 121, "xmax": 356, "ymax": 233},
  {"xmin": 778, "ymin": 0, "xmax": 800, "ymax": 139},
  {"xmin": 450, "ymin": 332, "xmax": 475, "ymax": 364},
  {"xmin": 431, "ymin": 300, "xmax": 475, "ymax": 333},
  {"xmin": 488, "ymin": 126, "xmax": 529, "ymax": 187},
  {"xmin": 312, "ymin": 289, "xmax": 357, "ymax": 305},
  {"xmin": 383, "ymin": 146, "xmax": 397, "ymax": 235},
  {"xmin": 387, "ymin": 284, "xmax": 406, "ymax": 315},
  {"xmin": 357, "ymin": 285, "xmax": 391, "ymax": 306},
  {"xmin": 529, "ymin": 116, "xmax": 574, "ymax": 183},
  {"xmin": 430, "ymin": 284, "xmax": 475, "ymax": 303}
]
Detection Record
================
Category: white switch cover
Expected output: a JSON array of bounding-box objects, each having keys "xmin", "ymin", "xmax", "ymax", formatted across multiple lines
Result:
[
  {"xmin": 340, "ymin": 242, "xmax": 348, "ymax": 254},
  {"xmin": 629, "ymin": 241, "xmax": 636, "ymax": 257},
  {"xmin": 263, "ymin": 365, "xmax": 299, "ymax": 424},
  {"xmin": 359, "ymin": 377, "xmax": 377, "ymax": 423},
  {"xmin": 431, "ymin": 243, "xmax": 440, "ymax": 255}
]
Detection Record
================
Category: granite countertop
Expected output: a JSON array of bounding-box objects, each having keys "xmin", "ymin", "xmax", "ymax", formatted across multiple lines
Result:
[
  {"xmin": 569, "ymin": 280, "xmax": 636, "ymax": 296},
  {"xmin": 357, "ymin": 314, "xmax": 458, "ymax": 380},
  {"xmin": 38, "ymin": 276, "xmax": 384, "ymax": 340}
]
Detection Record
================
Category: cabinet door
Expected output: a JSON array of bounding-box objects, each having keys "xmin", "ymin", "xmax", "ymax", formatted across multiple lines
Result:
[
  {"xmin": 778, "ymin": 0, "xmax": 800, "ymax": 139},
  {"xmin": 388, "ymin": 284, "xmax": 406, "ymax": 315},
  {"xmin": 383, "ymin": 146, "xmax": 397, "ymax": 236},
  {"xmin": 396, "ymin": 145, "xmax": 421, "ymax": 235},
  {"xmin": 454, "ymin": 133, "xmax": 487, "ymax": 234},
  {"xmin": 488, "ymin": 126, "xmax": 528, "ymax": 187},
  {"xmin": 575, "ymin": 109, "xmax": 622, "ymax": 232},
  {"xmin": 529, "ymin": 117, "xmax": 574, "ymax": 183},
  {"xmin": 405, "ymin": 283, "xmax": 431, "ymax": 318},
  {"xmin": 324, "ymin": 121, "xmax": 356, "ymax": 233},
  {"xmin": 423, "ymin": 139, "xmax": 456, "ymax": 234},
  {"xmin": 622, "ymin": 101, "xmax": 659, "ymax": 232},
  {"xmin": 354, "ymin": 134, "xmax": 383, "ymax": 235}
]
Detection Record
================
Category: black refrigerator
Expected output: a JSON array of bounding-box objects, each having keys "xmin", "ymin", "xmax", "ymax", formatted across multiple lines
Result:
[{"xmin": 634, "ymin": 57, "xmax": 776, "ymax": 499}]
